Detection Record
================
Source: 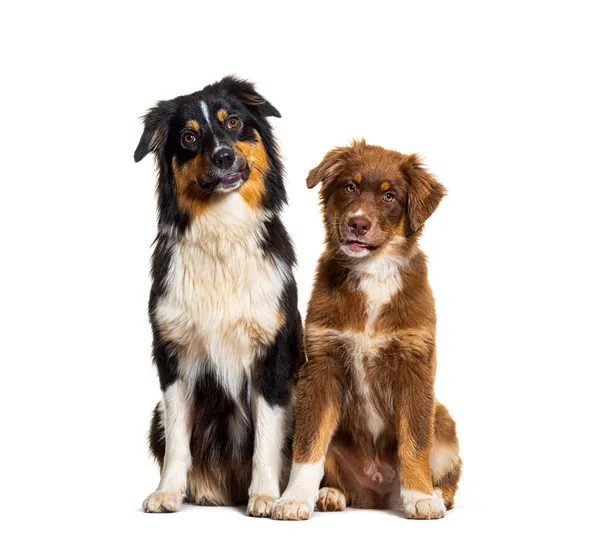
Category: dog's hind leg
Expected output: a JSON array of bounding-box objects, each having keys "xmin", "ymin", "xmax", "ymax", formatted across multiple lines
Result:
[{"xmin": 430, "ymin": 402, "xmax": 462, "ymax": 510}]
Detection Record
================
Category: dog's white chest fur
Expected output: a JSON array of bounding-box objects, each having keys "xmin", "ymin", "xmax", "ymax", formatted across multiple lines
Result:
[
  {"xmin": 155, "ymin": 194, "xmax": 288, "ymax": 397},
  {"xmin": 349, "ymin": 256, "xmax": 404, "ymax": 441}
]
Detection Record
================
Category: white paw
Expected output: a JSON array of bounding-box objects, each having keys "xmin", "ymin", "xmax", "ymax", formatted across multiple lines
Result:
[
  {"xmin": 271, "ymin": 497, "xmax": 313, "ymax": 521},
  {"xmin": 142, "ymin": 490, "xmax": 183, "ymax": 513},
  {"xmin": 247, "ymin": 495, "xmax": 276, "ymax": 518},
  {"xmin": 402, "ymin": 489, "xmax": 445, "ymax": 520},
  {"xmin": 316, "ymin": 487, "xmax": 346, "ymax": 511}
]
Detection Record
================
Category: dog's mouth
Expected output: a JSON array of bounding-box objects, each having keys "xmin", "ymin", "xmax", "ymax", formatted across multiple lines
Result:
[
  {"xmin": 344, "ymin": 240, "xmax": 370, "ymax": 252},
  {"xmin": 215, "ymin": 164, "xmax": 250, "ymax": 191},
  {"xmin": 340, "ymin": 234, "xmax": 393, "ymax": 257},
  {"xmin": 197, "ymin": 165, "xmax": 250, "ymax": 193},
  {"xmin": 340, "ymin": 239, "xmax": 377, "ymax": 256}
]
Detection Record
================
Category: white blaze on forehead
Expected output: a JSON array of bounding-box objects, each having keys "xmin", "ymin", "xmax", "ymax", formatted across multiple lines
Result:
[
  {"xmin": 199, "ymin": 100, "xmax": 224, "ymax": 148},
  {"xmin": 200, "ymin": 100, "xmax": 211, "ymax": 125}
]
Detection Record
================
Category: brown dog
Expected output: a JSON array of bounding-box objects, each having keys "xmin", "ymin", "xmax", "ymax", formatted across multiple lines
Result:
[{"xmin": 272, "ymin": 140, "xmax": 461, "ymax": 520}]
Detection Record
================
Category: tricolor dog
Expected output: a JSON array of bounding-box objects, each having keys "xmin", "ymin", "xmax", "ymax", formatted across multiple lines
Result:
[
  {"xmin": 272, "ymin": 140, "xmax": 461, "ymax": 520},
  {"xmin": 135, "ymin": 77, "xmax": 303, "ymax": 516}
]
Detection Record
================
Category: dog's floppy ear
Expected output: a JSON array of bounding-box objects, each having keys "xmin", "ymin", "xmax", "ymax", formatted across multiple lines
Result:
[
  {"xmin": 402, "ymin": 154, "xmax": 446, "ymax": 234},
  {"xmin": 306, "ymin": 146, "xmax": 350, "ymax": 189},
  {"xmin": 222, "ymin": 75, "xmax": 281, "ymax": 119},
  {"xmin": 241, "ymin": 90, "xmax": 281, "ymax": 118},
  {"xmin": 134, "ymin": 100, "xmax": 177, "ymax": 163}
]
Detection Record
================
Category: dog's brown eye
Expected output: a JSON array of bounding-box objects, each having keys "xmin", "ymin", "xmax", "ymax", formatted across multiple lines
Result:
[
  {"xmin": 182, "ymin": 133, "xmax": 196, "ymax": 145},
  {"xmin": 383, "ymin": 192, "xmax": 394, "ymax": 202},
  {"xmin": 345, "ymin": 183, "xmax": 356, "ymax": 193},
  {"xmin": 226, "ymin": 116, "xmax": 241, "ymax": 129}
]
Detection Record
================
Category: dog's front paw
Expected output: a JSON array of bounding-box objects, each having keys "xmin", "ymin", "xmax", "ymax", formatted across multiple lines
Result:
[
  {"xmin": 142, "ymin": 490, "xmax": 183, "ymax": 513},
  {"xmin": 402, "ymin": 490, "xmax": 445, "ymax": 520},
  {"xmin": 247, "ymin": 495, "xmax": 276, "ymax": 518},
  {"xmin": 271, "ymin": 497, "xmax": 313, "ymax": 521},
  {"xmin": 316, "ymin": 487, "xmax": 346, "ymax": 511}
]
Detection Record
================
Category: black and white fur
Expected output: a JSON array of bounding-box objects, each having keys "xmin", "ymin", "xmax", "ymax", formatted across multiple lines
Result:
[{"xmin": 134, "ymin": 77, "xmax": 303, "ymax": 516}]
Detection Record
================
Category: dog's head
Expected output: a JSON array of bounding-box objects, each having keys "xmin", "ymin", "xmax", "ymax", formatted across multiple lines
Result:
[
  {"xmin": 307, "ymin": 140, "xmax": 445, "ymax": 260},
  {"xmin": 135, "ymin": 76, "xmax": 281, "ymax": 224}
]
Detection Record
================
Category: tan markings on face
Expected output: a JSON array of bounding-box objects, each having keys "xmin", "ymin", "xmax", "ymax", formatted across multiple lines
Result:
[
  {"xmin": 186, "ymin": 120, "xmax": 200, "ymax": 131},
  {"xmin": 236, "ymin": 130, "xmax": 269, "ymax": 210},
  {"xmin": 217, "ymin": 109, "xmax": 229, "ymax": 122},
  {"xmin": 380, "ymin": 181, "xmax": 390, "ymax": 192},
  {"xmin": 353, "ymin": 173, "xmax": 362, "ymax": 184},
  {"xmin": 171, "ymin": 156, "xmax": 210, "ymax": 218}
]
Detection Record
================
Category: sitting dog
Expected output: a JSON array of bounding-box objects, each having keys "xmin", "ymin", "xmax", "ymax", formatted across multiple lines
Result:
[
  {"xmin": 135, "ymin": 77, "xmax": 303, "ymax": 516},
  {"xmin": 272, "ymin": 140, "xmax": 461, "ymax": 520}
]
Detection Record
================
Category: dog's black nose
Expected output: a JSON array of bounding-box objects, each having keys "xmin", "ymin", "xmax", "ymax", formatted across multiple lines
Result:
[
  {"xmin": 212, "ymin": 148, "xmax": 235, "ymax": 170},
  {"xmin": 348, "ymin": 216, "xmax": 371, "ymax": 237}
]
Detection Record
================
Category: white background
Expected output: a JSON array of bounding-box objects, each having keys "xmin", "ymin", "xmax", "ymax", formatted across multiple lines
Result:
[{"xmin": 1, "ymin": 1, "xmax": 599, "ymax": 546}]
